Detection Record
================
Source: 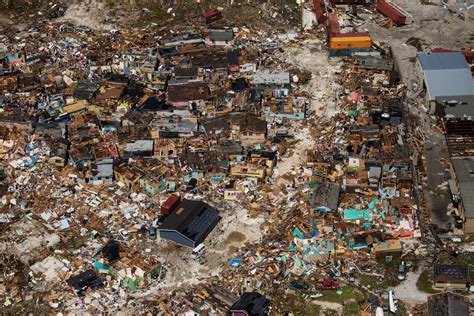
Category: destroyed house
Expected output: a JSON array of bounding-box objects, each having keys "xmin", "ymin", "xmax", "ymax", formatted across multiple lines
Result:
[
  {"xmin": 230, "ymin": 150, "xmax": 276, "ymax": 180},
  {"xmin": 67, "ymin": 270, "xmax": 104, "ymax": 295},
  {"xmin": 310, "ymin": 182, "xmax": 340, "ymax": 212},
  {"xmin": 69, "ymin": 146, "xmax": 93, "ymax": 169},
  {"xmin": 123, "ymin": 140, "xmax": 154, "ymax": 159},
  {"xmin": 355, "ymin": 56, "xmax": 394, "ymax": 71},
  {"xmin": 0, "ymin": 107, "xmax": 35, "ymax": 130},
  {"xmin": 150, "ymin": 115, "xmax": 198, "ymax": 138},
  {"xmin": 83, "ymin": 158, "xmax": 114, "ymax": 184},
  {"xmin": 434, "ymin": 264, "xmax": 469, "ymax": 289},
  {"xmin": 344, "ymin": 230, "xmax": 384, "ymax": 249},
  {"xmin": 190, "ymin": 50, "xmax": 229, "ymax": 70},
  {"xmin": 229, "ymin": 292, "xmax": 270, "ymax": 316},
  {"xmin": 230, "ymin": 113, "xmax": 267, "ymax": 145},
  {"xmin": 202, "ymin": 9, "xmax": 222, "ymax": 24},
  {"xmin": 179, "ymin": 151, "xmax": 229, "ymax": 175},
  {"xmin": 200, "ymin": 115, "xmax": 231, "ymax": 138},
  {"xmin": 248, "ymin": 150, "xmax": 277, "ymax": 169},
  {"xmin": 227, "ymin": 49, "xmax": 240, "ymax": 70},
  {"xmin": 205, "ymin": 30, "xmax": 234, "ymax": 46},
  {"xmin": 167, "ymin": 83, "xmax": 209, "ymax": 108},
  {"xmin": 95, "ymin": 82, "xmax": 126, "ymax": 101},
  {"xmin": 174, "ymin": 67, "xmax": 199, "ymax": 80},
  {"xmin": 73, "ymin": 80, "xmax": 100, "ymax": 100},
  {"xmin": 46, "ymin": 137, "xmax": 69, "ymax": 167},
  {"xmin": 372, "ymin": 98, "xmax": 403, "ymax": 126},
  {"xmin": 159, "ymin": 199, "xmax": 221, "ymax": 248},
  {"xmin": 252, "ymin": 70, "xmax": 290, "ymax": 85},
  {"xmin": 263, "ymin": 97, "xmax": 307, "ymax": 120},
  {"xmin": 137, "ymin": 159, "xmax": 170, "ymax": 195},
  {"xmin": 372, "ymin": 239, "xmax": 402, "ymax": 260},
  {"xmin": 427, "ymin": 292, "xmax": 470, "ymax": 316},
  {"xmin": 114, "ymin": 164, "xmax": 144, "ymax": 191}
]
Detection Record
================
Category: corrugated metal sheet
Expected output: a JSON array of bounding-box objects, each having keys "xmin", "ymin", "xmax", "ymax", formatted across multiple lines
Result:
[
  {"xmin": 432, "ymin": 48, "xmax": 474, "ymax": 64},
  {"xmin": 418, "ymin": 52, "xmax": 474, "ymax": 100},
  {"xmin": 332, "ymin": 32, "xmax": 370, "ymax": 38},
  {"xmin": 329, "ymin": 36, "xmax": 372, "ymax": 49},
  {"xmin": 417, "ymin": 52, "xmax": 470, "ymax": 71},
  {"xmin": 312, "ymin": 0, "xmax": 327, "ymax": 24},
  {"xmin": 160, "ymin": 231, "xmax": 194, "ymax": 248},
  {"xmin": 424, "ymin": 69, "xmax": 474, "ymax": 100},
  {"xmin": 452, "ymin": 159, "xmax": 474, "ymax": 220},
  {"xmin": 329, "ymin": 48, "xmax": 372, "ymax": 57},
  {"xmin": 327, "ymin": 12, "xmax": 340, "ymax": 35},
  {"xmin": 331, "ymin": 0, "xmax": 366, "ymax": 4},
  {"xmin": 376, "ymin": 0, "xmax": 406, "ymax": 25}
]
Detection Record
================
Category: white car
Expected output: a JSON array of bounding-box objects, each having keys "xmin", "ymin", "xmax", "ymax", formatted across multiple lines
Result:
[
  {"xmin": 119, "ymin": 228, "xmax": 129, "ymax": 240},
  {"xmin": 191, "ymin": 243, "xmax": 206, "ymax": 259}
]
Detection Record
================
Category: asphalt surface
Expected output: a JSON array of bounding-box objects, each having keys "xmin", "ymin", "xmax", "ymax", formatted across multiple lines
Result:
[{"xmin": 414, "ymin": 107, "xmax": 453, "ymax": 230}]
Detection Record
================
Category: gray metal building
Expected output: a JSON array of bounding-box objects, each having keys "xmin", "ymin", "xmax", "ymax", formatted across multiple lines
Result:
[
  {"xmin": 159, "ymin": 199, "xmax": 221, "ymax": 248},
  {"xmin": 451, "ymin": 158, "xmax": 474, "ymax": 233},
  {"xmin": 416, "ymin": 52, "xmax": 474, "ymax": 111}
]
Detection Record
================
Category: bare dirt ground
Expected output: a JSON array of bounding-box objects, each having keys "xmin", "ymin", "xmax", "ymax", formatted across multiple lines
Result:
[
  {"xmin": 272, "ymin": 40, "xmax": 343, "ymax": 179},
  {"xmin": 59, "ymin": 0, "xmax": 116, "ymax": 30},
  {"xmin": 311, "ymin": 300, "xmax": 344, "ymax": 316},
  {"xmin": 393, "ymin": 270, "xmax": 428, "ymax": 306},
  {"xmin": 284, "ymin": 42, "xmax": 343, "ymax": 117}
]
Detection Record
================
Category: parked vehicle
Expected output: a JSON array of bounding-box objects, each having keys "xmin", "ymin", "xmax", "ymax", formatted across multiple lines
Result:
[
  {"xmin": 191, "ymin": 243, "xmax": 206, "ymax": 259},
  {"xmin": 148, "ymin": 226, "xmax": 157, "ymax": 240},
  {"xmin": 186, "ymin": 178, "xmax": 198, "ymax": 191},
  {"xmin": 118, "ymin": 228, "xmax": 129, "ymax": 240},
  {"xmin": 310, "ymin": 293, "xmax": 323, "ymax": 299},
  {"xmin": 59, "ymin": 24, "xmax": 74, "ymax": 33},
  {"xmin": 397, "ymin": 261, "xmax": 406, "ymax": 281},
  {"xmin": 315, "ymin": 279, "xmax": 339, "ymax": 290},
  {"xmin": 76, "ymin": 25, "xmax": 92, "ymax": 33},
  {"xmin": 263, "ymin": 43, "xmax": 278, "ymax": 51},
  {"xmin": 288, "ymin": 280, "xmax": 309, "ymax": 291}
]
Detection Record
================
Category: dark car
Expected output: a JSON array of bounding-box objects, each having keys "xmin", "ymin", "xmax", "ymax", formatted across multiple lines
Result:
[
  {"xmin": 186, "ymin": 178, "xmax": 198, "ymax": 191},
  {"xmin": 148, "ymin": 226, "xmax": 157, "ymax": 240},
  {"xmin": 288, "ymin": 280, "xmax": 309, "ymax": 291},
  {"xmin": 263, "ymin": 43, "xmax": 278, "ymax": 51},
  {"xmin": 76, "ymin": 25, "xmax": 92, "ymax": 33},
  {"xmin": 59, "ymin": 24, "xmax": 74, "ymax": 33}
]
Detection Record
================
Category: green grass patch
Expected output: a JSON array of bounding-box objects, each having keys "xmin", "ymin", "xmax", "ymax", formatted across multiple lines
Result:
[
  {"xmin": 281, "ymin": 293, "xmax": 324, "ymax": 315},
  {"xmin": 379, "ymin": 259, "xmax": 402, "ymax": 288},
  {"xmin": 359, "ymin": 274, "xmax": 377, "ymax": 288},
  {"xmin": 314, "ymin": 286, "xmax": 365, "ymax": 303},
  {"xmin": 416, "ymin": 269, "xmax": 440, "ymax": 294},
  {"xmin": 345, "ymin": 303, "xmax": 360, "ymax": 315},
  {"xmin": 396, "ymin": 301, "xmax": 410, "ymax": 316}
]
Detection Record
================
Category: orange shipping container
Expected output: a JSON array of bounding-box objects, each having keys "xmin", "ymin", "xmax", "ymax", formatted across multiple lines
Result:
[{"xmin": 329, "ymin": 36, "xmax": 372, "ymax": 50}]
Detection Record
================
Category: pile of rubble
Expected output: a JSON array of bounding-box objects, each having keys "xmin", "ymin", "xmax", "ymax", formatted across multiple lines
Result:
[{"xmin": 2, "ymin": 1, "xmax": 472, "ymax": 315}]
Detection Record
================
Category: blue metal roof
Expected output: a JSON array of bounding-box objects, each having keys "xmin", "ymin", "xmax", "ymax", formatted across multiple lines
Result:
[
  {"xmin": 417, "ymin": 52, "xmax": 474, "ymax": 100},
  {"xmin": 424, "ymin": 69, "xmax": 474, "ymax": 100},
  {"xmin": 417, "ymin": 52, "xmax": 469, "ymax": 71}
]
